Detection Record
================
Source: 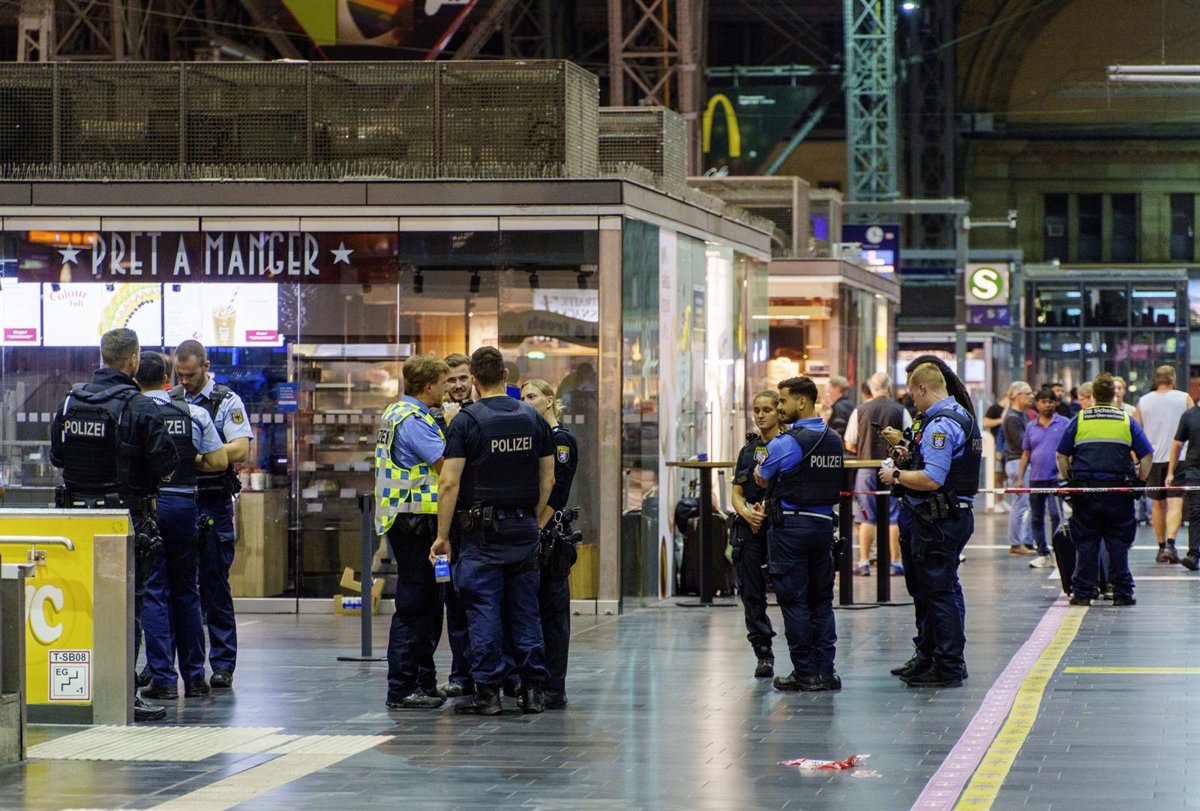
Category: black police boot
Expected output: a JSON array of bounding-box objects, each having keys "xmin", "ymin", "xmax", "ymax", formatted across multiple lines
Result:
[
  {"xmin": 519, "ymin": 685, "xmax": 545, "ymax": 714},
  {"xmin": 1183, "ymin": 552, "xmax": 1200, "ymax": 572},
  {"xmin": 801, "ymin": 671, "xmax": 842, "ymax": 692},
  {"xmin": 440, "ymin": 680, "xmax": 474, "ymax": 698},
  {"xmin": 772, "ymin": 671, "xmax": 808, "ymax": 692},
  {"xmin": 502, "ymin": 677, "xmax": 522, "ymax": 698},
  {"xmin": 141, "ymin": 682, "xmax": 178, "ymax": 700},
  {"xmin": 891, "ymin": 655, "xmax": 929, "ymax": 678},
  {"xmin": 754, "ymin": 654, "xmax": 775, "ymax": 679},
  {"xmin": 455, "ymin": 685, "xmax": 502, "ymax": 716},
  {"xmin": 544, "ymin": 692, "xmax": 568, "ymax": 710},
  {"xmin": 903, "ymin": 669, "xmax": 963, "ymax": 689},
  {"xmin": 1112, "ymin": 595, "xmax": 1136, "ymax": 606},
  {"xmin": 184, "ymin": 677, "xmax": 211, "ymax": 697},
  {"xmin": 210, "ymin": 670, "xmax": 234, "ymax": 689},
  {"xmin": 387, "ymin": 692, "xmax": 446, "ymax": 709},
  {"xmin": 1068, "ymin": 594, "xmax": 1093, "ymax": 606},
  {"xmin": 135, "ymin": 668, "xmax": 153, "ymax": 688},
  {"xmin": 134, "ymin": 696, "xmax": 167, "ymax": 722}
]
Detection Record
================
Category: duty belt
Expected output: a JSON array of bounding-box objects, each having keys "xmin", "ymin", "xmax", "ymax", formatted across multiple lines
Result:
[
  {"xmin": 57, "ymin": 487, "xmax": 156, "ymax": 514},
  {"xmin": 778, "ymin": 509, "xmax": 834, "ymax": 521},
  {"xmin": 454, "ymin": 505, "xmax": 536, "ymax": 533}
]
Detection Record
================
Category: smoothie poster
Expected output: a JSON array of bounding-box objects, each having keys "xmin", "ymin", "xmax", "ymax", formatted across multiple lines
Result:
[{"xmin": 163, "ymin": 283, "xmax": 282, "ymax": 347}]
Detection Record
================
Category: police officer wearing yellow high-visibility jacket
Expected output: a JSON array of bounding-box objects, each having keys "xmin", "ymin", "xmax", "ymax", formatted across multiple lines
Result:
[
  {"xmin": 375, "ymin": 354, "xmax": 451, "ymax": 709},
  {"xmin": 1056, "ymin": 372, "xmax": 1153, "ymax": 606}
]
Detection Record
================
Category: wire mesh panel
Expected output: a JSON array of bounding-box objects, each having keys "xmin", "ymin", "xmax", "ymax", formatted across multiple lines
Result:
[
  {"xmin": 58, "ymin": 63, "xmax": 182, "ymax": 167},
  {"xmin": 599, "ymin": 106, "xmax": 685, "ymax": 190},
  {"xmin": 0, "ymin": 64, "xmax": 55, "ymax": 170},
  {"xmin": 311, "ymin": 63, "xmax": 437, "ymax": 171},
  {"xmin": 183, "ymin": 63, "xmax": 308, "ymax": 165}
]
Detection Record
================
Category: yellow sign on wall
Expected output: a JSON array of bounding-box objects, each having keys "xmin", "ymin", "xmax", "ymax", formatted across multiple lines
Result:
[{"xmin": 0, "ymin": 513, "xmax": 129, "ymax": 706}]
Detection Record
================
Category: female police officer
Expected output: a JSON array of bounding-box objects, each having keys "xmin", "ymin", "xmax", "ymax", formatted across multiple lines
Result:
[
  {"xmin": 521, "ymin": 379, "xmax": 579, "ymax": 709},
  {"xmin": 731, "ymin": 391, "xmax": 781, "ymax": 678}
]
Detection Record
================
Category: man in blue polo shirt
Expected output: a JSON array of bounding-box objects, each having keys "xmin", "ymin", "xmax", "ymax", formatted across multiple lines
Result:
[
  {"xmin": 1016, "ymin": 387, "xmax": 1071, "ymax": 568},
  {"xmin": 1056, "ymin": 372, "xmax": 1153, "ymax": 606},
  {"xmin": 754, "ymin": 376, "xmax": 844, "ymax": 693}
]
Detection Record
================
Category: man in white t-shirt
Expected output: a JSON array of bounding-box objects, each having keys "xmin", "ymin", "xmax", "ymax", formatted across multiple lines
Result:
[{"xmin": 1135, "ymin": 365, "xmax": 1195, "ymax": 563}]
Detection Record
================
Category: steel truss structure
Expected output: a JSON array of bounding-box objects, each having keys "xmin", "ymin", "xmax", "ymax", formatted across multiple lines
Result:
[{"xmin": 843, "ymin": 0, "xmax": 898, "ymax": 202}]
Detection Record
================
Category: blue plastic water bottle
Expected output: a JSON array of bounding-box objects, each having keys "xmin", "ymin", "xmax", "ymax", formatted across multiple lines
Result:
[{"xmin": 434, "ymin": 554, "xmax": 451, "ymax": 583}]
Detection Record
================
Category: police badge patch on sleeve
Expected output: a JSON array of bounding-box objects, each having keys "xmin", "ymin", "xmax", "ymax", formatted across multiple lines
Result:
[
  {"xmin": 754, "ymin": 447, "xmax": 768, "ymax": 464},
  {"xmin": 231, "ymin": 409, "xmax": 245, "ymax": 425},
  {"xmin": 931, "ymin": 432, "xmax": 947, "ymax": 450},
  {"xmin": 557, "ymin": 445, "xmax": 570, "ymax": 463}
]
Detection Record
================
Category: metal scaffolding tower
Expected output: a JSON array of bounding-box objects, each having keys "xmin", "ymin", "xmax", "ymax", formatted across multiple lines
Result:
[
  {"xmin": 843, "ymin": 0, "xmax": 899, "ymax": 202},
  {"xmin": 903, "ymin": 1, "xmax": 957, "ymax": 248},
  {"xmin": 607, "ymin": 0, "xmax": 704, "ymax": 174}
]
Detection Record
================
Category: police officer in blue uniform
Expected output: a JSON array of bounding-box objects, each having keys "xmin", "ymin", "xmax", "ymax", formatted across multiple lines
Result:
[
  {"xmin": 879, "ymin": 362, "xmax": 981, "ymax": 688},
  {"xmin": 134, "ymin": 352, "xmax": 227, "ymax": 700},
  {"xmin": 753, "ymin": 376, "xmax": 844, "ymax": 692},
  {"xmin": 375, "ymin": 354, "xmax": 450, "ymax": 709},
  {"xmin": 521, "ymin": 378, "xmax": 579, "ymax": 709},
  {"xmin": 430, "ymin": 347, "xmax": 556, "ymax": 716},
  {"xmin": 1056, "ymin": 372, "xmax": 1153, "ymax": 606},
  {"xmin": 731, "ymin": 391, "xmax": 782, "ymax": 678},
  {"xmin": 172, "ymin": 340, "xmax": 254, "ymax": 689},
  {"xmin": 50, "ymin": 329, "xmax": 178, "ymax": 722}
]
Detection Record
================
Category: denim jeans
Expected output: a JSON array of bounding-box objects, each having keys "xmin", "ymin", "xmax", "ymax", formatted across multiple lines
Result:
[
  {"xmin": 1005, "ymin": 459, "xmax": 1032, "ymax": 547},
  {"xmin": 1028, "ymin": 481, "xmax": 1062, "ymax": 556}
]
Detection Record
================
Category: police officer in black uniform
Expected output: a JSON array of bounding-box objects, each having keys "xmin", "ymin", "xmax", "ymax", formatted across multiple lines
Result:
[
  {"xmin": 753, "ymin": 377, "xmax": 845, "ymax": 692},
  {"xmin": 879, "ymin": 362, "xmax": 981, "ymax": 688},
  {"xmin": 521, "ymin": 378, "xmax": 579, "ymax": 709},
  {"xmin": 730, "ymin": 391, "xmax": 782, "ymax": 678},
  {"xmin": 431, "ymin": 347, "xmax": 556, "ymax": 716},
  {"xmin": 49, "ymin": 329, "xmax": 178, "ymax": 722}
]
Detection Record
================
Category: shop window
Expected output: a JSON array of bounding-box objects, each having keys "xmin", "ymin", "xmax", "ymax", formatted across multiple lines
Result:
[
  {"xmin": 1170, "ymin": 194, "xmax": 1195, "ymax": 262},
  {"xmin": 1087, "ymin": 286, "xmax": 1129, "ymax": 327},
  {"xmin": 1077, "ymin": 194, "xmax": 1102, "ymax": 262},
  {"xmin": 1043, "ymin": 193, "xmax": 1068, "ymax": 261},
  {"xmin": 1032, "ymin": 285, "xmax": 1082, "ymax": 328},
  {"xmin": 1111, "ymin": 194, "xmax": 1138, "ymax": 262},
  {"xmin": 1132, "ymin": 288, "xmax": 1177, "ymax": 328}
]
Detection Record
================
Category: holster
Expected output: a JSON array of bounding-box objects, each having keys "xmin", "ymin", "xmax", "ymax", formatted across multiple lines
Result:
[
  {"xmin": 197, "ymin": 513, "xmax": 215, "ymax": 553},
  {"xmin": 455, "ymin": 506, "xmax": 483, "ymax": 533},
  {"xmin": 764, "ymin": 498, "xmax": 783, "ymax": 525}
]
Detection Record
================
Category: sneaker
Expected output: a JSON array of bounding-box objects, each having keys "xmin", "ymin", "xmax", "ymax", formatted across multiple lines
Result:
[
  {"xmin": 890, "ymin": 563, "xmax": 905, "ymax": 576},
  {"xmin": 1182, "ymin": 552, "xmax": 1200, "ymax": 571},
  {"xmin": 1157, "ymin": 545, "xmax": 1172, "ymax": 563},
  {"xmin": 387, "ymin": 692, "xmax": 446, "ymax": 710},
  {"xmin": 754, "ymin": 657, "xmax": 775, "ymax": 678},
  {"xmin": 1029, "ymin": 554, "xmax": 1053, "ymax": 569},
  {"xmin": 134, "ymin": 696, "xmax": 167, "ymax": 722},
  {"xmin": 853, "ymin": 562, "xmax": 870, "ymax": 576},
  {"xmin": 1010, "ymin": 546, "xmax": 1037, "ymax": 557},
  {"xmin": 1164, "ymin": 545, "xmax": 1182, "ymax": 564},
  {"xmin": 140, "ymin": 682, "xmax": 178, "ymax": 700},
  {"xmin": 1112, "ymin": 596, "xmax": 1136, "ymax": 606}
]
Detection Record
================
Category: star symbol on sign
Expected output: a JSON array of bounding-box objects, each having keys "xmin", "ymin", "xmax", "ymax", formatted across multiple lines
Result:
[
  {"xmin": 58, "ymin": 245, "xmax": 82, "ymax": 264},
  {"xmin": 330, "ymin": 242, "xmax": 353, "ymax": 265}
]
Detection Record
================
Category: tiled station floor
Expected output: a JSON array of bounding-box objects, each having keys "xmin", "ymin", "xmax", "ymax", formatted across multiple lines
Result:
[{"xmin": 3, "ymin": 512, "xmax": 1199, "ymax": 810}]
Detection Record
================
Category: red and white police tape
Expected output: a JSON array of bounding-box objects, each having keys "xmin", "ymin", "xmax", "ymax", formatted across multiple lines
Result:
[{"xmin": 842, "ymin": 484, "xmax": 1200, "ymax": 497}]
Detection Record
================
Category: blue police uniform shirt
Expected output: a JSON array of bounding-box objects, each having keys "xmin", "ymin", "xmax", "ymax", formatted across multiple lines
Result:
[
  {"xmin": 185, "ymin": 377, "xmax": 254, "ymax": 443},
  {"xmin": 390, "ymin": 395, "xmax": 446, "ymax": 469},
  {"xmin": 1056, "ymin": 410, "xmax": 1153, "ymax": 478},
  {"xmin": 758, "ymin": 416, "xmax": 834, "ymax": 515},
  {"xmin": 915, "ymin": 395, "xmax": 973, "ymax": 504},
  {"xmin": 145, "ymin": 389, "xmax": 224, "ymax": 495}
]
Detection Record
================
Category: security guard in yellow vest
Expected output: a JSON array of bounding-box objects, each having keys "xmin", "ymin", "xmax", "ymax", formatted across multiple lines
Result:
[
  {"xmin": 376, "ymin": 354, "xmax": 450, "ymax": 709},
  {"xmin": 1056, "ymin": 372, "xmax": 1153, "ymax": 606}
]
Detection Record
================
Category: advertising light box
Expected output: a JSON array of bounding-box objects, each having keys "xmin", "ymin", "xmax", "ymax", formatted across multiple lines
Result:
[
  {"xmin": 163, "ymin": 283, "xmax": 282, "ymax": 347},
  {"xmin": 42, "ymin": 283, "xmax": 163, "ymax": 347},
  {"xmin": 1, "ymin": 278, "xmax": 42, "ymax": 345}
]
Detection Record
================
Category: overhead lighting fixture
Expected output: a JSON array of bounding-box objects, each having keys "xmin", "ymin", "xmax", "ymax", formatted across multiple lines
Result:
[
  {"xmin": 469, "ymin": 271, "xmax": 481, "ymax": 294},
  {"xmin": 413, "ymin": 271, "xmax": 424, "ymax": 294},
  {"xmin": 901, "ymin": 1, "xmax": 918, "ymax": 10},
  {"xmin": 528, "ymin": 271, "xmax": 539, "ymax": 290},
  {"xmin": 1108, "ymin": 64, "xmax": 1200, "ymax": 84}
]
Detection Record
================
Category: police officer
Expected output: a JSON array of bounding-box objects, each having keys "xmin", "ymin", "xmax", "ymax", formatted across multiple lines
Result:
[
  {"xmin": 172, "ymin": 340, "xmax": 253, "ymax": 689},
  {"xmin": 49, "ymin": 329, "xmax": 178, "ymax": 722},
  {"xmin": 430, "ymin": 347, "xmax": 555, "ymax": 715},
  {"xmin": 431, "ymin": 351, "xmax": 473, "ymax": 698},
  {"xmin": 134, "ymin": 352, "xmax": 227, "ymax": 700},
  {"xmin": 521, "ymin": 379, "xmax": 579, "ymax": 709},
  {"xmin": 879, "ymin": 363, "xmax": 981, "ymax": 688},
  {"xmin": 375, "ymin": 354, "xmax": 450, "ymax": 709},
  {"xmin": 1055, "ymin": 372, "xmax": 1153, "ymax": 606},
  {"xmin": 753, "ymin": 376, "xmax": 844, "ymax": 692},
  {"xmin": 730, "ymin": 391, "xmax": 781, "ymax": 679}
]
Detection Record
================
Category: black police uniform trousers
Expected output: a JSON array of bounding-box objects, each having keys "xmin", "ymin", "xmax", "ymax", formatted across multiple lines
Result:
[
  {"xmin": 385, "ymin": 515, "xmax": 445, "ymax": 700},
  {"xmin": 730, "ymin": 518, "xmax": 774, "ymax": 657},
  {"xmin": 539, "ymin": 523, "xmax": 578, "ymax": 697},
  {"xmin": 453, "ymin": 510, "xmax": 549, "ymax": 689},
  {"xmin": 1070, "ymin": 488, "xmax": 1136, "ymax": 600},
  {"xmin": 765, "ymin": 514, "xmax": 836, "ymax": 676},
  {"xmin": 131, "ymin": 506, "xmax": 162, "ymax": 686},
  {"xmin": 897, "ymin": 504, "xmax": 971, "ymax": 677},
  {"xmin": 430, "ymin": 574, "xmax": 472, "ymax": 688}
]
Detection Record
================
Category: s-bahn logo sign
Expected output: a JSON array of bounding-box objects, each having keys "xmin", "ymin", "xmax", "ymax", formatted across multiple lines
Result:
[
  {"xmin": 15, "ymin": 232, "xmax": 398, "ymax": 284},
  {"xmin": 965, "ymin": 263, "xmax": 1009, "ymax": 305}
]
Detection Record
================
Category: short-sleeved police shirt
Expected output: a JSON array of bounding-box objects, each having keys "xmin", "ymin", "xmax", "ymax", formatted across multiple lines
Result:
[
  {"xmin": 390, "ymin": 395, "xmax": 445, "ymax": 469},
  {"xmin": 185, "ymin": 377, "xmax": 254, "ymax": 443},
  {"xmin": 914, "ymin": 396, "xmax": 974, "ymax": 504}
]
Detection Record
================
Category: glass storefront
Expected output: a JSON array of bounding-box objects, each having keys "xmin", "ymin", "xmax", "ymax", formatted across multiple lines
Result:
[{"xmin": 1027, "ymin": 275, "xmax": 1188, "ymax": 401}]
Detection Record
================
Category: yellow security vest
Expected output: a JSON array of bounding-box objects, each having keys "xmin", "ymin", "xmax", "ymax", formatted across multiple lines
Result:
[
  {"xmin": 1071, "ymin": 405, "xmax": 1134, "ymax": 479},
  {"xmin": 374, "ymin": 400, "xmax": 444, "ymax": 534}
]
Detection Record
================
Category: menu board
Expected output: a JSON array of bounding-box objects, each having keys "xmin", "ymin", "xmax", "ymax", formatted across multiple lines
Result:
[
  {"xmin": 163, "ymin": 283, "xmax": 282, "ymax": 347},
  {"xmin": 0, "ymin": 278, "xmax": 41, "ymax": 345},
  {"xmin": 42, "ymin": 283, "xmax": 163, "ymax": 347}
]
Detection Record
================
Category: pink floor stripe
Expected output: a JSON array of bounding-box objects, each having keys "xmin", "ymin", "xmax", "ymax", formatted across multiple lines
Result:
[{"xmin": 910, "ymin": 596, "xmax": 1071, "ymax": 811}]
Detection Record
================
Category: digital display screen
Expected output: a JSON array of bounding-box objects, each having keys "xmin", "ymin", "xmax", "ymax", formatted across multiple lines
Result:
[{"xmin": 42, "ymin": 283, "xmax": 163, "ymax": 347}]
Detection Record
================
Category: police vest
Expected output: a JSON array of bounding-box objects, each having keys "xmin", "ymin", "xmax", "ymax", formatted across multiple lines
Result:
[
  {"xmin": 373, "ymin": 400, "xmax": 444, "ymax": 534},
  {"xmin": 172, "ymin": 384, "xmax": 241, "ymax": 496},
  {"xmin": 58, "ymin": 383, "xmax": 141, "ymax": 495},
  {"xmin": 464, "ymin": 399, "xmax": 541, "ymax": 509},
  {"xmin": 910, "ymin": 406, "xmax": 982, "ymax": 497},
  {"xmin": 160, "ymin": 396, "xmax": 198, "ymax": 488},
  {"xmin": 767, "ymin": 424, "xmax": 845, "ymax": 508},
  {"xmin": 735, "ymin": 433, "xmax": 770, "ymax": 504},
  {"xmin": 1071, "ymin": 405, "xmax": 1135, "ymax": 480}
]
